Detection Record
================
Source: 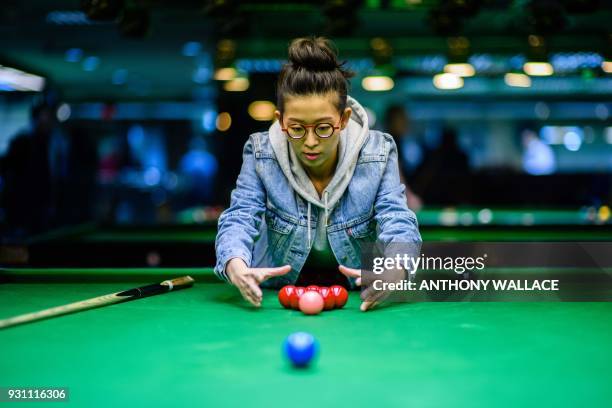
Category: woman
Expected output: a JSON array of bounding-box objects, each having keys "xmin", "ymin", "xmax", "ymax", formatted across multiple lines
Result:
[{"xmin": 215, "ymin": 37, "xmax": 421, "ymax": 311}]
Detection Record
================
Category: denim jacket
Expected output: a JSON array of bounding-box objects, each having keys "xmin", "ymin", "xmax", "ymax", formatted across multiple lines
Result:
[{"xmin": 214, "ymin": 126, "xmax": 422, "ymax": 289}]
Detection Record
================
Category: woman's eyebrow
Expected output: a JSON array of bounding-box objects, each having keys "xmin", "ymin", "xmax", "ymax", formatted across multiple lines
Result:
[{"xmin": 287, "ymin": 117, "xmax": 334, "ymax": 123}]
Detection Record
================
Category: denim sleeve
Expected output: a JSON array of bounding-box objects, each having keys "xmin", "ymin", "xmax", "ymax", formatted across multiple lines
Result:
[
  {"xmin": 214, "ymin": 135, "xmax": 266, "ymax": 281},
  {"xmin": 374, "ymin": 134, "xmax": 422, "ymax": 246}
]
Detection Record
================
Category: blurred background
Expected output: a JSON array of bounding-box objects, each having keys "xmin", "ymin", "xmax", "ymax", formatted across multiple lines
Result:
[{"xmin": 0, "ymin": 0, "xmax": 611, "ymax": 266}]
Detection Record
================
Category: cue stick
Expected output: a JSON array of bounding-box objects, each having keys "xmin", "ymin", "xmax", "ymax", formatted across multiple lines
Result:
[{"xmin": 0, "ymin": 276, "xmax": 195, "ymax": 330}]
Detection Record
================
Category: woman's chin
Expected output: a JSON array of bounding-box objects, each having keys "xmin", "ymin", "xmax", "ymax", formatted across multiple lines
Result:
[{"xmin": 301, "ymin": 157, "xmax": 321, "ymax": 167}]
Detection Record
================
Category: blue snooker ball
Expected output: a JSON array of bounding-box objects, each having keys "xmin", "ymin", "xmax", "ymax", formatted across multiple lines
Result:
[{"xmin": 283, "ymin": 332, "xmax": 318, "ymax": 367}]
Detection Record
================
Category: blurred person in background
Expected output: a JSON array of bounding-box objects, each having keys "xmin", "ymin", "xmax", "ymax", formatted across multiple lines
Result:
[
  {"xmin": 412, "ymin": 127, "xmax": 472, "ymax": 205},
  {"xmin": 521, "ymin": 128, "xmax": 556, "ymax": 176},
  {"xmin": 1, "ymin": 102, "xmax": 57, "ymax": 236},
  {"xmin": 384, "ymin": 104, "xmax": 423, "ymax": 211},
  {"xmin": 1, "ymin": 102, "xmax": 96, "ymax": 237},
  {"xmin": 179, "ymin": 135, "xmax": 219, "ymax": 205}
]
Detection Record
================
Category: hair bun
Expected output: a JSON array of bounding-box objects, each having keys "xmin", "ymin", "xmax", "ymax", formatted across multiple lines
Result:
[{"xmin": 288, "ymin": 37, "xmax": 340, "ymax": 72}]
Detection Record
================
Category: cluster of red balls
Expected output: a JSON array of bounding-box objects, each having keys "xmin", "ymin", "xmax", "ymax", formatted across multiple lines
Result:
[{"xmin": 278, "ymin": 285, "xmax": 348, "ymax": 315}]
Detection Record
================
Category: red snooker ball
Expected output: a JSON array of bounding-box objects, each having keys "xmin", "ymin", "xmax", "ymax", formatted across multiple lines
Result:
[
  {"xmin": 318, "ymin": 287, "xmax": 335, "ymax": 310},
  {"xmin": 278, "ymin": 285, "xmax": 295, "ymax": 309},
  {"xmin": 305, "ymin": 285, "xmax": 320, "ymax": 293},
  {"xmin": 290, "ymin": 287, "xmax": 306, "ymax": 310},
  {"xmin": 330, "ymin": 285, "xmax": 348, "ymax": 308},
  {"xmin": 298, "ymin": 291, "xmax": 325, "ymax": 315}
]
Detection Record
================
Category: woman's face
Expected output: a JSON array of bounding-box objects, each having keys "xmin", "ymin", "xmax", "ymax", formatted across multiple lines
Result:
[{"xmin": 275, "ymin": 93, "xmax": 351, "ymax": 174}]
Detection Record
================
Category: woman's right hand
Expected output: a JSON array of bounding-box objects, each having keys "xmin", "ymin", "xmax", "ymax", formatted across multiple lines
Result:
[{"xmin": 225, "ymin": 258, "xmax": 291, "ymax": 307}]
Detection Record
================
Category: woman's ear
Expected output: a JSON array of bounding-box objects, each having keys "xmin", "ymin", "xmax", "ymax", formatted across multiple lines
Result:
[
  {"xmin": 274, "ymin": 110, "xmax": 282, "ymax": 123},
  {"xmin": 341, "ymin": 108, "xmax": 352, "ymax": 129}
]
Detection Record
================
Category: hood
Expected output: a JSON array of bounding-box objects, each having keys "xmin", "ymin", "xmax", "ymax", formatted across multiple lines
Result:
[
  {"xmin": 268, "ymin": 95, "xmax": 370, "ymax": 212},
  {"xmin": 268, "ymin": 95, "xmax": 370, "ymax": 248}
]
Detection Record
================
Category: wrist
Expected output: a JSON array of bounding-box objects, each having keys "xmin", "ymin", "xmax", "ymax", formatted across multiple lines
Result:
[{"xmin": 226, "ymin": 258, "xmax": 247, "ymax": 281}]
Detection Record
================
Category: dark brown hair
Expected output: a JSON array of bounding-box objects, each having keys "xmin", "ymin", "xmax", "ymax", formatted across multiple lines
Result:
[{"xmin": 276, "ymin": 36, "xmax": 355, "ymax": 114}]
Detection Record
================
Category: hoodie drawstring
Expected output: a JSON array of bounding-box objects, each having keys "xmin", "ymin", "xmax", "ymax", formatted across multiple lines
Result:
[
  {"xmin": 307, "ymin": 202, "xmax": 311, "ymax": 248},
  {"xmin": 324, "ymin": 191, "xmax": 329, "ymax": 227}
]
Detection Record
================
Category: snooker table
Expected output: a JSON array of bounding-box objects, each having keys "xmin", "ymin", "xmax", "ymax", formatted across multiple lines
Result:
[{"xmin": 1, "ymin": 267, "xmax": 612, "ymax": 407}]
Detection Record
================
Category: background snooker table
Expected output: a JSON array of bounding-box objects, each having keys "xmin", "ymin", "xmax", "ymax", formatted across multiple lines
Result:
[
  {"xmin": 9, "ymin": 207, "xmax": 612, "ymax": 268},
  {"xmin": 1, "ymin": 268, "xmax": 612, "ymax": 407}
]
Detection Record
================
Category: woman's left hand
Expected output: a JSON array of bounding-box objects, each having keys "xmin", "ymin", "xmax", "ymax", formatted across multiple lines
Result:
[{"xmin": 338, "ymin": 265, "xmax": 395, "ymax": 312}]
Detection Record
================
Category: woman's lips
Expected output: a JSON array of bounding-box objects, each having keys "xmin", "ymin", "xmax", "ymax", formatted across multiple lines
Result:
[{"xmin": 303, "ymin": 153, "xmax": 320, "ymax": 161}]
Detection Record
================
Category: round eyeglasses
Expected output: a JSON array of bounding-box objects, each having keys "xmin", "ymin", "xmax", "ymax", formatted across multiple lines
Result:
[{"xmin": 281, "ymin": 117, "xmax": 342, "ymax": 139}]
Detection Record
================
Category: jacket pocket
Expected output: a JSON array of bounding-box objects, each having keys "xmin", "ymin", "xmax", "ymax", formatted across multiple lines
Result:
[
  {"xmin": 265, "ymin": 209, "xmax": 295, "ymax": 250},
  {"xmin": 265, "ymin": 209, "xmax": 294, "ymax": 234},
  {"xmin": 347, "ymin": 216, "xmax": 376, "ymax": 239}
]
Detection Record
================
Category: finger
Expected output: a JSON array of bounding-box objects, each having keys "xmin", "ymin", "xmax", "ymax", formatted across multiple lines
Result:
[
  {"xmin": 360, "ymin": 285, "xmax": 386, "ymax": 311},
  {"xmin": 360, "ymin": 283, "xmax": 389, "ymax": 304},
  {"xmin": 360, "ymin": 283, "xmax": 379, "ymax": 301},
  {"xmin": 355, "ymin": 277, "xmax": 362, "ymax": 287},
  {"xmin": 245, "ymin": 276, "xmax": 263, "ymax": 301},
  {"xmin": 238, "ymin": 276, "xmax": 262, "ymax": 306},
  {"xmin": 257, "ymin": 265, "xmax": 291, "ymax": 283},
  {"xmin": 338, "ymin": 265, "xmax": 361, "ymax": 279},
  {"xmin": 360, "ymin": 300, "xmax": 379, "ymax": 312},
  {"xmin": 237, "ymin": 283, "xmax": 260, "ymax": 307},
  {"xmin": 237, "ymin": 281, "xmax": 260, "ymax": 306},
  {"xmin": 361, "ymin": 292, "xmax": 387, "ymax": 308}
]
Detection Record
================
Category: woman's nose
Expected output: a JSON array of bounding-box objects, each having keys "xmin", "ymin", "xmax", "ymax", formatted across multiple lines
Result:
[{"xmin": 303, "ymin": 129, "xmax": 319, "ymax": 147}]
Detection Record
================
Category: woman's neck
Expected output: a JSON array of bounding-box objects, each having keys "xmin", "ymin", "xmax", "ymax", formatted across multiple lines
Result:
[{"xmin": 306, "ymin": 149, "xmax": 338, "ymax": 197}]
